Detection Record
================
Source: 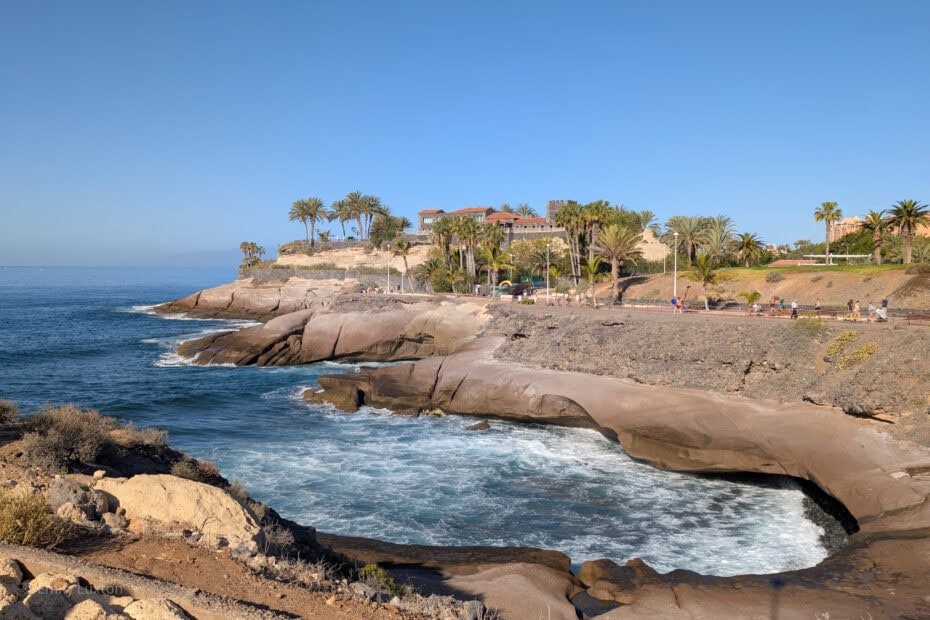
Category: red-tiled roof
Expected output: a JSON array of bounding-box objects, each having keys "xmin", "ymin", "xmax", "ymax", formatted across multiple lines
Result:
[
  {"xmin": 418, "ymin": 209, "xmax": 444, "ymax": 215},
  {"xmin": 447, "ymin": 206, "xmax": 494, "ymax": 215},
  {"xmin": 486, "ymin": 212, "xmax": 519, "ymax": 222},
  {"xmin": 514, "ymin": 217, "xmax": 548, "ymax": 224}
]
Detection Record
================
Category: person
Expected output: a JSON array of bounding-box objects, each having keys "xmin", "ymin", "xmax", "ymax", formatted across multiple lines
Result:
[
  {"xmin": 814, "ymin": 298, "xmax": 822, "ymax": 311},
  {"xmin": 770, "ymin": 296, "xmax": 777, "ymax": 312},
  {"xmin": 790, "ymin": 299, "xmax": 798, "ymax": 320},
  {"xmin": 670, "ymin": 297, "xmax": 677, "ymax": 312},
  {"xmin": 847, "ymin": 299, "xmax": 854, "ymax": 313},
  {"xmin": 882, "ymin": 297, "xmax": 889, "ymax": 312},
  {"xmin": 780, "ymin": 298, "xmax": 786, "ymax": 313},
  {"xmin": 853, "ymin": 300, "xmax": 861, "ymax": 320},
  {"xmin": 751, "ymin": 302, "xmax": 761, "ymax": 316},
  {"xmin": 867, "ymin": 301, "xmax": 876, "ymax": 321}
]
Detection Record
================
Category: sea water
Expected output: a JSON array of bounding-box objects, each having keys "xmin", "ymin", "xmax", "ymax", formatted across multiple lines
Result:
[{"xmin": 0, "ymin": 266, "xmax": 828, "ymax": 575}]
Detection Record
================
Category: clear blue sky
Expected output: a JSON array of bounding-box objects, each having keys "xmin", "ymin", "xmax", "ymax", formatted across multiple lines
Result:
[{"xmin": 2, "ymin": 1, "xmax": 928, "ymax": 266}]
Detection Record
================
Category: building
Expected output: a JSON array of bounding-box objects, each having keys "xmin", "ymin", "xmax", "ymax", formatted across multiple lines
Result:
[
  {"xmin": 828, "ymin": 216, "xmax": 864, "ymax": 243},
  {"xmin": 417, "ymin": 205, "xmax": 563, "ymax": 241}
]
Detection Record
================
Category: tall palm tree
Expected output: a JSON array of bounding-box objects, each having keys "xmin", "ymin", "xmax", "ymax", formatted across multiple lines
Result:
[
  {"xmin": 328, "ymin": 199, "xmax": 350, "ymax": 240},
  {"xmin": 886, "ymin": 199, "xmax": 929, "ymax": 264},
  {"xmin": 703, "ymin": 225, "xmax": 734, "ymax": 266},
  {"xmin": 342, "ymin": 191, "xmax": 366, "ymax": 240},
  {"xmin": 582, "ymin": 200, "xmax": 612, "ymax": 262},
  {"xmin": 430, "ymin": 217, "xmax": 455, "ymax": 268},
  {"xmin": 456, "ymin": 216, "xmax": 482, "ymax": 278},
  {"xmin": 288, "ymin": 197, "xmax": 326, "ymax": 246},
  {"xmin": 391, "ymin": 239, "xmax": 412, "ymax": 291},
  {"xmin": 591, "ymin": 223, "xmax": 643, "ymax": 303},
  {"xmin": 635, "ymin": 210, "xmax": 658, "ymax": 234},
  {"xmin": 664, "ymin": 215, "xmax": 706, "ymax": 265},
  {"xmin": 498, "ymin": 203, "xmax": 514, "ymax": 213},
  {"xmin": 813, "ymin": 201, "xmax": 842, "ymax": 264},
  {"xmin": 480, "ymin": 221, "xmax": 506, "ymax": 252},
  {"xmin": 361, "ymin": 195, "xmax": 388, "ymax": 239},
  {"xmin": 685, "ymin": 254, "xmax": 718, "ymax": 311},
  {"xmin": 413, "ymin": 256, "xmax": 447, "ymax": 292},
  {"xmin": 734, "ymin": 232, "xmax": 765, "ymax": 267},
  {"xmin": 554, "ymin": 201, "xmax": 585, "ymax": 286},
  {"xmin": 860, "ymin": 210, "xmax": 888, "ymax": 265},
  {"xmin": 515, "ymin": 203, "xmax": 538, "ymax": 218}
]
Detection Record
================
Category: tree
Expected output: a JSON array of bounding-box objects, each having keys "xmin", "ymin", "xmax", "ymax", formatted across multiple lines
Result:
[
  {"xmin": 328, "ymin": 199, "xmax": 350, "ymax": 239},
  {"xmin": 430, "ymin": 217, "xmax": 455, "ymax": 268},
  {"xmin": 391, "ymin": 239, "xmax": 412, "ymax": 291},
  {"xmin": 554, "ymin": 201, "xmax": 585, "ymax": 286},
  {"xmin": 685, "ymin": 254, "xmax": 718, "ymax": 311},
  {"xmin": 580, "ymin": 257, "xmax": 606, "ymax": 307},
  {"xmin": 456, "ymin": 216, "xmax": 482, "ymax": 279},
  {"xmin": 734, "ymin": 232, "xmax": 765, "ymax": 267},
  {"xmin": 239, "ymin": 241, "xmax": 265, "ymax": 267},
  {"xmin": 582, "ymin": 200, "xmax": 612, "ymax": 262},
  {"xmin": 289, "ymin": 197, "xmax": 326, "ymax": 245},
  {"xmin": 361, "ymin": 195, "xmax": 388, "ymax": 239},
  {"xmin": 860, "ymin": 210, "xmax": 888, "ymax": 265},
  {"xmin": 343, "ymin": 192, "xmax": 367, "ymax": 240},
  {"xmin": 370, "ymin": 215, "xmax": 410, "ymax": 249},
  {"xmin": 663, "ymin": 215, "xmax": 707, "ymax": 265},
  {"xmin": 498, "ymin": 203, "xmax": 514, "ymax": 213},
  {"xmin": 886, "ymin": 199, "xmax": 929, "ymax": 264},
  {"xmin": 738, "ymin": 290, "xmax": 761, "ymax": 312},
  {"xmin": 813, "ymin": 201, "xmax": 842, "ymax": 264},
  {"xmin": 591, "ymin": 223, "xmax": 643, "ymax": 303},
  {"xmin": 479, "ymin": 246, "xmax": 511, "ymax": 289},
  {"xmin": 318, "ymin": 230, "xmax": 331, "ymax": 242},
  {"xmin": 635, "ymin": 210, "xmax": 659, "ymax": 234},
  {"xmin": 516, "ymin": 203, "xmax": 538, "ymax": 218},
  {"xmin": 413, "ymin": 256, "xmax": 449, "ymax": 292}
]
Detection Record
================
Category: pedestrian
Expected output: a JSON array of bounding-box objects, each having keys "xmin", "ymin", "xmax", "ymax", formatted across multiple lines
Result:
[
  {"xmin": 882, "ymin": 297, "xmax": 888, "ymax": 311},
  {"xmin": 790, "ymin": 299, "xmax": 798, "ymax": 320},
  {"xmin": 853, "ymin": 300, "xmax": 861, "ymax": 320},
  {"xmin": 770, "ymin": 296, "xmax": 776, "ymax": 312},
  {"xmin": 780, "ymin": 298, "xmax": 786, "ymax": 313},
  {"xmin": 867, "ymin": 301, "xmax": 876, "ymax": 322},
  {"xmin": 847, "ymin": 299, "xmax": 854, "ymax": 314},
  {"xmin": 814, "ymin": 298, "xmax": 822, "ymax": 311}
]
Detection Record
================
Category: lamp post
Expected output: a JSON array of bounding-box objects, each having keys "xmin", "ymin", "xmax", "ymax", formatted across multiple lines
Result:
[
  {"xmin": 386, "ymin": 244, "xmax": 391, "ymax": 294},
  {"xmin": 546, "ymin": 243, "xmax": 550, "ymax": 306},
  {"xmin": 673, "ymin": 231, "xmax": 679, "ymax": 301}
]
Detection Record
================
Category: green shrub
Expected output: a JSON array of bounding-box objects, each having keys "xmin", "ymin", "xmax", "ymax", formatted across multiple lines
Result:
[
  {"xmin": 357, "ymin": 564, "xmax": 411, "ymax": 597},
  {"xmin": 0, "ymin": 490, "xmax": 70, "ymax": 548},
  {"xmin": 0, "ymin": 400, "xmax": 18, "ymax": 424},
  {"xmin": 23, "ymin": 404, "xmax": 118, "ymax": 471},
  {"xmin": 765, "ymin": 271, "xmax": 784, "ymax": 283}
]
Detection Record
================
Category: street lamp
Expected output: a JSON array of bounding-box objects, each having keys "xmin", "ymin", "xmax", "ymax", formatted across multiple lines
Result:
[
  {"xmin": 546, "ymin": 243, "xmax": 550, "ymax": 306},
  {"xmin": 673, "ymin": 231, "xmax": 679, "ymax": 302}
]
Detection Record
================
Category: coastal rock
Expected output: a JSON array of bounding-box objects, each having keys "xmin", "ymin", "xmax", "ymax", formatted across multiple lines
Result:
[
  {"xmin": 466, "ymin": 420, "xmax": 490, "ymax": 431},
  {"xmin": 179, "ymin": 301, "xmax": 491, "ymax": 367},
  {"xmin": 445, "ymin": 563, "xmax": 578, "ymax": 620},
  {"xmin": 154, "ymin": 278, "xmax": 356, "ymax": 321},
  {"xmin": 48, "ymin": 479, "xmax": 108, "ymax": 521},
  {"xmin": 122, "ymin": 598, "xmax": 188, "ymax": 620},
  {"xmin": 94, "ymin": 475, "xmax": 263, "ymax": 554}
]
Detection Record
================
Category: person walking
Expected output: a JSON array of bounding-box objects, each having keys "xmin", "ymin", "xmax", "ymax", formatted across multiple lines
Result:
[
  {"xmin": 814, "ymin": 298, "xmax": 822, "ymax": 311},
  {"xmin": 790, "ymin": 299, "xmax": 799, "ymax": 320},
  {"xmin": 853, "ymin": 300, "xmax": 861, "ymax": 321},
  {"xmin": 867, "ymin": 301, "xmax": 876, "ymax": 322}
]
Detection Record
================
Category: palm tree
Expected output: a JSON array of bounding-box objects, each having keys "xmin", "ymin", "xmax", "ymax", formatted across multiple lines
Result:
[
  {"xmin": 361, "ymin": 195, "xmax": 388, "ymax": 239},
  {"xmin": 635, "ymin": 210, "xmax": 659, "ymax": 234},
  {"xmin": 554, "ymin": 201, "xmax": 585, "ymax": 286},
  {"xmin": 430, "ymin": 217, "xmax": 455, "ymax": 268},
  {"xmin": 813, "ymin": 201, "xmax": 842, "ymax": 264},
  {"xmin": 591, "ymin": 223, "xmax": 643, "ymax": 303},
  {"xmin": 580, "ymin": 257, "xmax": 606, "ymax": 307},
  {"xmin": 912, "ymin": 240, "xmax": 930, "ymax": 264},
  {"xmin": 239, "ymin": 241, "xmax": 265, "ymax": 267},
  {"xmin": 480, "ymin": 222, "xmax": 506, "ymax": 252},
  {"xmin": 288, "ymin": 197, "xmax": 326, "ymax": 246},
  {"xmin": 413, "ymin": 256, "xmax": 447, "ymax": 292},
  {"xmin": 685, "ymin": 254, "xmax": 718, "ymax": 311},
  {"xmin": 664, "ymin": 215, "xmax": 706, "ymax": 265},
  {"xmin": 498, "ymin": 203, "xmax": 514, "ymax": 213},
  {"xmin": 582, "ymin": 200, "xmax": 612, "ymax": 262},
  {"xmin": 343, "ymin": 192, "xmax": 366, "ymax": 240},
  {"xmin": 734, "ymin": 232, "xmax": 765, "ymax": 267},
  {"xmin": 391, "ymin": 239, "xmax": 412, "ymax": 291},
  {"xmin": 738, "ymin": 290, "xmax": 762, "ymax": 312},
  {"xmin": 886, "ymin": 199, "xmax": 929, "ymax": 264},
  {"xmin": 479, "ymin": 246, "xmax": 511, "ymax": 289},
  {"xmin": 318, "ymin": 230, "xmax": 331, "ymax": 243},
  {"xmin": 328, "ymin": 199, "xmax": 350, "ymax": 240},
  {"xmin": 457, "ymin": 216, "xmax": 482, "ymax": 278},
  {"xmin": 515, "ymin": 203, "xmax": 538, "ymax": 218},
  {"xmin": 860, "ymin": 210, "xmax": 888, "ymax": 265},
  {"xmin": 703, "ymin": 226, "xmax": 734, "ymax": 266}
]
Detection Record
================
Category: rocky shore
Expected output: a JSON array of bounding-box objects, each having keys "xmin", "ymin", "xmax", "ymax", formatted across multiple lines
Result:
[{"xmin": 146, "ymin": 278, "xmax": 930, "ymax": 617}]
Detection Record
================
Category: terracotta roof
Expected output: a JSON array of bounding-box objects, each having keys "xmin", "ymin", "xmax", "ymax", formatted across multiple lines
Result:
[
  {"xmin": 486, "ymin": 212, "xmax": 519, "ymax": 222},
  {"xmin": 418, "ymin": 209, "xmax": 444, "ymax": 215},
  {"xmin": 513, "ymin": 217, "xmax": 548, "ymax": 224},
  {"xmin": 447, "ymin": 206, "xmax": 494, "ymax": 215}
]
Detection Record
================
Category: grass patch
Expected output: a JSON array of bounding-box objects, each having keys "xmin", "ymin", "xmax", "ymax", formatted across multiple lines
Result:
[
  {"xmin": 792, "ymin": 317, "xmax": 829, "ymax": 339},
  {"xmin": 0, "ymin": 489, "xmax": 70, "ymax": 548}
]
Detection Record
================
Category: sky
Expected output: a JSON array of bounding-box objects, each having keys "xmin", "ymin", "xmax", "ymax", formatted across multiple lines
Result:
[{"xmin": 1, "ymin": 1, "xmax": 928, "ymax": 266}]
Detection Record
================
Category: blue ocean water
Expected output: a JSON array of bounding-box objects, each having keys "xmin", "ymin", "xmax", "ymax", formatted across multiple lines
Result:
[{"xmin": 0, "ymin": 266, "xmax": 827, "ymax": 575}]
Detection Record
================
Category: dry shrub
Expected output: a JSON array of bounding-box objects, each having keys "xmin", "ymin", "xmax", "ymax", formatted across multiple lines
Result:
[
  {"xmin": 23, "ymin": 404, "xmax": 118, "ymax": 471},
  {"xmin": 170, "ymin": 458, "xmax": 222, "ymax": 483},
  {"xmin": 0, "ymin": 400, "xmax": 18, "ymax": 424},
  {"xmin": 261, "ymin": 521, "xmax": 296, "ymax": 556},
  {"xmin": 227, "ymin": 480, "xmax": 249, "ymax": 503},
  {"xmin": 0, "ymin": 489, "xmax": 70, "ymax": 548},
  {"xmin": 113, "ymin": 422, "xmax": 168, "ymax": 448}
]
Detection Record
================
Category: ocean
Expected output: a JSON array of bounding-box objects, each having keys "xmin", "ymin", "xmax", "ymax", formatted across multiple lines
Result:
[{"xmin": 0, "ymin": 266, "xmax": 828, "ymax": 575}]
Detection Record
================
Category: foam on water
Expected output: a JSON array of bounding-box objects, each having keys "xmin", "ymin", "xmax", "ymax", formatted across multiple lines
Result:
[{"xmin": 202, "ymin": 403, "xmax": 828, "ymax": 576}]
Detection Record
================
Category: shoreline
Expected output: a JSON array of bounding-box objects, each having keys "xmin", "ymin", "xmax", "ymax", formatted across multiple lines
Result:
[{"xmin": 150, "ymin": 283, "xmax": 930, "ymax": 616}]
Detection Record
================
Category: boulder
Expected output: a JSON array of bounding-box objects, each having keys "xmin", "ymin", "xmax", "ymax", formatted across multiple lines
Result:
[
  {"xmin": 0, "ymin": 558, "xmax": 23, "ymax": 587},
  {"xmin": 64, "ymin": 599, "xmax": 122, "ymax": 619},
  {"xmin": 94, "ymin": 475, "xmax": 262, "ymax": 553},
  {"xmin": 445, "ymin": 563, "xmax": 578, "ymax": 620},
  {"xmin": 48, "ymin": 479, "xmax": 108, "ymax": 521},
  {"xmin": 122, "ymin": 598, "xmax": 188, "ymax": 620},
  {"xmin": 0, "ymin": 601, "xmax": 38, "ymax": 619}
]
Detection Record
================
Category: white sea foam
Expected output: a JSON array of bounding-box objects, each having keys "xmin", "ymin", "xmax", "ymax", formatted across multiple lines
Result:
[{"xmin": 199, "ymin": 408, "xmax": 829, "ymax": 576}]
